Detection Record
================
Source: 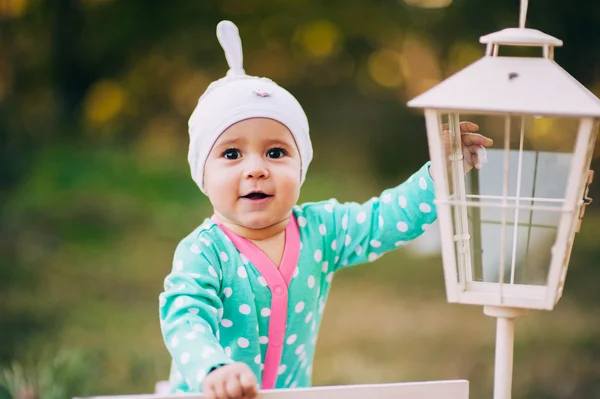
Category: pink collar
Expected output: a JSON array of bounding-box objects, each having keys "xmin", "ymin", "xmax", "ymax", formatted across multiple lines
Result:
[
  {"xmin": 212, "ymin": 215, "xmax": 300, "ymax": 283},
  {"xmin": 212, "ymin": 214, "xmax": 301, "ymax": 389}
]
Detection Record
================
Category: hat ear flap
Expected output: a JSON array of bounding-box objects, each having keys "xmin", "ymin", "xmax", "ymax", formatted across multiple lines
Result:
[{"xmin": 217, "ymin": 20, "xmax": 245, "ymax": 77}]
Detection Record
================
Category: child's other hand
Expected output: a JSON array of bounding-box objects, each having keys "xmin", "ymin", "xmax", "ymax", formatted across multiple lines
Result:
[
  {"xmin": 203, "ymin": 362, "xmax": 259, "ymax": 399},
  {"xmin": 442, "ymin": 121, "xmax": 494, "ymax": 173}
]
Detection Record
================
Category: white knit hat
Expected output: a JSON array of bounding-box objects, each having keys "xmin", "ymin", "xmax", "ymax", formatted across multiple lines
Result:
[{"xmin": 188, "ymin": 20, "xmax": 313, "ymax": 194}]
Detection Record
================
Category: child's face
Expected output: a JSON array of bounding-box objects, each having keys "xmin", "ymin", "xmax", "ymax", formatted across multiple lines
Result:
[{"xmin": 204, "ymin": 118, "xmax": 302, "ymax": 230}]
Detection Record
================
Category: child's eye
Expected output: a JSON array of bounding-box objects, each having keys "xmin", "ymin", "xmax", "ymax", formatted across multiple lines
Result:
[
  {"xmin": 267, "ymin": 148, "xmax": 287, "ymax": 159},
  {"xmin": 222, "ymin": 148, "xmax": 241, "ymax": 160}
]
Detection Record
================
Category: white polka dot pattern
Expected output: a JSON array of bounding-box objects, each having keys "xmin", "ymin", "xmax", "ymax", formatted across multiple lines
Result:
[{"xmin": 313, "ymin": 250, "xmax": 322, "ymax": 262}]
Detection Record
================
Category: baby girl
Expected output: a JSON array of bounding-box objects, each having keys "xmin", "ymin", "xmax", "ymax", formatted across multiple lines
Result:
[{"xmin": 159, "ymin": 20, "xmax": 491, "ymax": 399}]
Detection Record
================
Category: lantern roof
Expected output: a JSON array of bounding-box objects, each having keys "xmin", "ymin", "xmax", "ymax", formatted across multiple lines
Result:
[
  {"xmin": 479, "ymin": 27, "xmax": 563, "ymax": 47},
  {"xmin": 408, "ymin": 37, "xmax": 600, "ymax": 117}
]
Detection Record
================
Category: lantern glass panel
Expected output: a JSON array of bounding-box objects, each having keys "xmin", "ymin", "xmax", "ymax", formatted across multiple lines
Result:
[{"xmin": 437, "ymin": 113, "xmax": 581, "ymax": 288}]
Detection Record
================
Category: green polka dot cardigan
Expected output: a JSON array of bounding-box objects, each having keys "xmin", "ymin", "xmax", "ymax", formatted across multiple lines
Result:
[{"xmin": 159, "ymin": 162, "xmax": 437, "ymax": 393}]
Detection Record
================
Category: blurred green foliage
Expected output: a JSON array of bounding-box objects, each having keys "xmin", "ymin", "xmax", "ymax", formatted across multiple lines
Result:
[
  {"xmin": 1, "ymin": 0, "xmax": 600, "ymax": 398},
  {"xmin": 0, "ymin": 349, "xmax": 100, "ymax": 399}
]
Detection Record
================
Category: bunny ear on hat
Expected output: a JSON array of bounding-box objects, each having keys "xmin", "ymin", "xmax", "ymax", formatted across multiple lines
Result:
[{"xmin": 216, "ymin": 21, "xmax": 245, "ymax": 77}]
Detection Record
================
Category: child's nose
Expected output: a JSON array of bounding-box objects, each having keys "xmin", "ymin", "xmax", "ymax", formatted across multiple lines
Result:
[{"xmin": 243, "ymin": 156, "xmax": 270, "ymax": 180}]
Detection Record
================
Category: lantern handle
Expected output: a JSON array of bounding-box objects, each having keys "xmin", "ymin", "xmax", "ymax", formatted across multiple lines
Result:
[
  {"xmin": 519, "ymin": 0, "xmax": 528, "ymax": 29},
  {"xmin": 481, "ymin": 0, "xmax": 563, "ymax": 59}
]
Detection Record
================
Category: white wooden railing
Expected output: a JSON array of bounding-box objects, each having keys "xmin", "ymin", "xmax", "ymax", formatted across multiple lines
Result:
[{"xmin": 76, "ymin": 379, "xmax": 469, "ymax": 399}]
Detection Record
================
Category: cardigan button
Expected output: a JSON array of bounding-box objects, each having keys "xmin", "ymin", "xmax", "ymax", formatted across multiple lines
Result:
[{"xmin": 274, "ymin": 286, "xmax": 285, "ymax": 296}]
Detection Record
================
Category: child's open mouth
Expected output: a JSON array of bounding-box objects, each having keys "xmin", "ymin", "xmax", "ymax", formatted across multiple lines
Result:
[{"xmin": 241, "ymin": 191, "xmax": 273, "ymax": 202}]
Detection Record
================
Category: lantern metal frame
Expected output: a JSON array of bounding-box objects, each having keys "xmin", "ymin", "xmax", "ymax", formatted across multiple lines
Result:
[{"xmin": 422, "ymin": 111, "xmax": 597, "ymax": 311}]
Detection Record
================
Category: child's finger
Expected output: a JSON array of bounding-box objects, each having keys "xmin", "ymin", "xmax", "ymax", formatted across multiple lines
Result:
[
  {"xmin": 459, "ymin": 121, "xmax": 479, "ymax": 132},
  {"xmin": 239, "ymin": 371, "xmax": 259, "ymax": 398},
  {"xmin": 440, "ymin": 121, "xmax": 479, "ymax": 132},
  {"xmin": 461, "ymin": 133, "xmax": 493, "ymax": 147},
  {"xmin": 443, "ymin": 129, "xmax": 490, "ymax": 146},
  {"xmin": 471, "ymin": 151, "xmax": 480, "ymax": 170},
  {"xmin": 466, "ymin": 142, "xmax": 483, "ymax": 155},
  {"xmin": 225, "ymin": 376, "xmax": 243, "ymax": 399},
  {"xmin": 212, "ymin": 380, "xmax": 227, "ymax": 399},
  {"xmin": 202, "ymin": 383, "xmax": 216, "ymax": 399}
]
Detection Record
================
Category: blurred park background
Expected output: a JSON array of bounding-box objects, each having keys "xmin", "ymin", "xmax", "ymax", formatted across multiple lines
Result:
[{"xmin": 2, "ymin": 0, "xmax": 600, "ymax": 398}]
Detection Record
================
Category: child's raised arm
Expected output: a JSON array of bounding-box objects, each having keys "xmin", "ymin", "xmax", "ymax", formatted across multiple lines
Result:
[
  {"xmin": 159, "ymin": 237, "xmax": 234, "ymax": 391},
  {"xmin": 297, "ymin": 162, "xmax": 436, "ymax": 272}
]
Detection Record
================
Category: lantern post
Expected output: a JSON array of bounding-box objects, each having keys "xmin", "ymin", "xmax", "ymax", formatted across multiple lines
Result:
[{"xmin": 408, "ymin": 1, "xmax": 599, "ymax": 398}]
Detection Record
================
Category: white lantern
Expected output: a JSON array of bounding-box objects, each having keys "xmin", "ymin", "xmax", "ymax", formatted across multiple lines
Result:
[{"xmin": 407, "ymin": 3, "xmax": 599, "ymax": 399}]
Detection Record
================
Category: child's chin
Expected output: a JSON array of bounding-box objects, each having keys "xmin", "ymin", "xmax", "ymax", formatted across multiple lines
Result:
[
  {"xmin": 241, "ymin": 214, "xmax": 281, "ymax": 230},
  {"xmin": 243, "ymin": 218, "xmax": 274, "ymax": 230}
]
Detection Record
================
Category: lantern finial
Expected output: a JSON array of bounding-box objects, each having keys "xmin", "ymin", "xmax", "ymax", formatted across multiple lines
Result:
[{"xmin": 519, "ymin": 0, "xmax": 528, "ymax": 29}]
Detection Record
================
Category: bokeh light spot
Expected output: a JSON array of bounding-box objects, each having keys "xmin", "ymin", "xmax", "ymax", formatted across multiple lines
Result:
[
  {"xmin": 368, "ymin": 49, "xmax": 405, "ymax": 88},
  {"xmin": 84, "ymin": 80, "xmax": 126, "ymax": 125}
]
